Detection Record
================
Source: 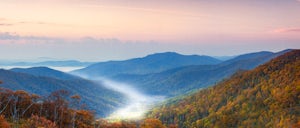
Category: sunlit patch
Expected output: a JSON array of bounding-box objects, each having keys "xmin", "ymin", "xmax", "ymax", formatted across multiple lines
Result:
[
  {"xmin": 93, "ymin": 79, "xmax": 165, "ymax": 120},
  {"xmin": 107, "ymin": 100, "xmax": 149, "ymax": 120},
  {"xmin": 107, "ymin": 95, "xmax": 165, "ymax": 120}
]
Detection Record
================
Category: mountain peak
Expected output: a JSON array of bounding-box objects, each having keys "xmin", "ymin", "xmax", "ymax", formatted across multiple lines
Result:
[
  {"xmin": 145, "ymin": 52, "xmax": 181, "ymax": 58},
  {"xmin": 72, "ymin": 52, "xmax": 221, "ymax": 77}
]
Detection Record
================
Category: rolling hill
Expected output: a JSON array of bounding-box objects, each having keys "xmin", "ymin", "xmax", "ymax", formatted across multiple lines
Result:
[
  {"xmin": 112, "ymin": 49, "xmax": 291, "ymax": 96},
  {"xmin": 148, "ymin": 50, "xmax": 300, "ymax": 127},
  {"xmin": 71, "ymin": 52, "xmax": 222, "ymax": 77},
  {"xmin": 10, "ymin": 67, "xmax": 80, "ymax": 80},
  {"xmin": 0, "ymin": 69, "xmax": 125, "ymax": 117}
]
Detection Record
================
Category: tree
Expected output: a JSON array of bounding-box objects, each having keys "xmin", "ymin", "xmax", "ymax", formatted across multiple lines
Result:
[
  {"xmin": 0, "ymin": 115, "xmax": 10, "ymax": 128},
  {"xmin": 140, "ymin": 118, "xmax": 166, "ymax": 128},
  {"xmin": 70, "ymin": 95, "xmax": 81, "ymax": 128},
  {"xmin": 22, "ymin": 115, "xmax": 57, "ymax": 128},
  {"xmin": 74, "ymin": 110, "xmax": 94, "ymax": 128},
  {"xmin": 0, "ymin": 88, "xmax": 96, "ymax": 128},
  {"xmin": 0, "ymin": 88, "xmax": 13, "ymax": 115},
  {"xmin": 47, "ymin": 90, "xmax": 70, "ymax": 125}
]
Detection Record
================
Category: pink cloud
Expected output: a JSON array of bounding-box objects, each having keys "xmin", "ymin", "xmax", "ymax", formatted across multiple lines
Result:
[
  {"xmin": 272, "ymin": 28, "xmax": 300, "ymax": 33},
  {"xmin": 0, "ymin": 23, "xmax": 13, "ymax": 26},
  {"xmin": 0, "ymin": 32, "xmax": 61, "ymax": 41},
  {"xmin": 0, "ymin": 18, "xmax": 13, "ymax": 26}
]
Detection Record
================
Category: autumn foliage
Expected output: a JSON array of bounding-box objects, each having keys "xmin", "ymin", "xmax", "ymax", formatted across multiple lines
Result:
[
  {"xmin": 94, "ymin": 118, "xmax": 166, "ymax": 128},
  {"xmin": 0, "ymin": 87, "xmax": 95, "ymax": 128},
  {"xmin": 22, "ymin": 115, "xmax": 57, "ymax": 128},
  {"xmin": 148, "ymin": 50, "xmax": 300, "ymax": 127},
  {"xmin": 0, "ymin": 115, "xmax": 10, "ymax": 128},
  {"xmin": 140, "ymin": 118, "xmax": 166, "ymax": 128},
  {"xmin": 0, "ymin": 83, "xmax": 168, "ymax": 128},
  {"xmin": 1, "ymin": 50, "xmax": 299, "ymax": 127}
]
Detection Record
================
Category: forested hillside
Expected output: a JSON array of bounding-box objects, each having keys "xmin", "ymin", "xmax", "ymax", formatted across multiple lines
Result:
[
  {"xmin": 11, "ymin": 67, "xmax": 80, "ymax": 80},
  {"xmin": 0, "ymin": 69, "xmax": 125, "ymax": 117},
  {"xmin": 148, "ymin": 50, "xmax": 300, "ymax": 128},
  {"xmin": 113, "ymin": 50, "xmax": 290, "ymax": 96}
]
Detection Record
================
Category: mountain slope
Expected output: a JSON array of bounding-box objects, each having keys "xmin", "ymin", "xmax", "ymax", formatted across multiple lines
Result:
[
  {"xmin": 148, "ymin": 50, "xmax": 300, "ymax": 127},
  {"xmin": 10, "ymin": 67, "xmax": 80, "ymax": 80},
  {"xmin": 113, "ymin": 50, "xmax": 291, "ymax": 96},
  {"xmin": 72, "ymin": 52, "xmax": 222, "ymax": 77},
  {"xmin": 0, "ymin": 69, "xmax": 125, "ymax": 117}
]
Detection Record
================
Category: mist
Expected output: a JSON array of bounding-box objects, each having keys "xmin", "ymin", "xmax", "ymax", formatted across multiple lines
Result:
[
  {"xmin": 73, "ymin": 74, "xmax": 165, "ymax": 120},
  {"xmin": 101, "ymin": 79, "xmax": 165, "ymax": 120}
]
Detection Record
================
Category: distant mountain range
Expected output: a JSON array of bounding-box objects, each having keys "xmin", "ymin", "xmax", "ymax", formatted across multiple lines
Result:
[
  {"xmin": 110, "ymin": 49, "xmax": 292, "ymax": 96},
  {"xmin": 0, "ymin": 60, "xmax": 95, "ymax": 67},
  {"xmin": 148, "ymin": 50, "xmax": 300, "ymax": 127},
  {"xmin": 71, "ymin": 52, "xmax": 222, "ymax": 77},
  {"xmin": 0, "ymin": 68, "xmax": 125, "ymax": 117}
]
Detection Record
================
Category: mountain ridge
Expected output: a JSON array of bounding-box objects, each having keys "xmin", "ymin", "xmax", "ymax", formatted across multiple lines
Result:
[
  {"xmin": 10, "ymin": 67, "xmax": 80, "ymax": 80},
  {"xmin": 71, "ymin": 52, "xmax": 222, "ymax": 77},
  {"xmin": 112, "ymin": 49, "xmax": 292, "ymax": 96},
  {"xmin": 0, "ymin": 69, "xmax": 125, "ymax": 117},
  {"xmin": 148, "ymin": 49, "xmax": 300, "ymax": 127}
]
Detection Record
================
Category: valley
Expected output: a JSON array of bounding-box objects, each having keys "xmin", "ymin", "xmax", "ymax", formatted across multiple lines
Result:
[
  {"xmin": 0, "ymin": 49, "xmax": 299, "ymax": 127},
  {"xmin": 1, "ymin": 1, "xmax": 299, "ymax": 127}
]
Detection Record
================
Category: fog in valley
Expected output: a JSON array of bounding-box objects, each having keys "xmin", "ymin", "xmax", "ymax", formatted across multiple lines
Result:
[{"xmin": 73, "ymin": 74, "xmax": 166, "ymax": 120}]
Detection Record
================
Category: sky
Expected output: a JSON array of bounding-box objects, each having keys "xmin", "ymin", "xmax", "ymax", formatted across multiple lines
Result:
[{"xmin": 0, "ymin": 0, "xmax": 300, "ymax": 61}]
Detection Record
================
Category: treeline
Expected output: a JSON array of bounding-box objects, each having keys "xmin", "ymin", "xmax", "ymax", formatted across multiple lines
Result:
[
  {"xmin": 148, "ymin": 50, "xmax": 300, "ymax": 127},
  {"xmin": 0, "ymin": 83, "xmax": 94, "ymax": 128},
  {"xmin": 96, "ymin": 118, "xmax": 168, "ymax": 128}
]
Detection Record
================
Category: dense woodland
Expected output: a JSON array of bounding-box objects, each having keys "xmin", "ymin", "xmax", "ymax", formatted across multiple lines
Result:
[
  {"xmin": 0, "ymin": 86, "xmax": 95, "ymax": 128},
  {"xmin": 148, "ymin": 50, "xmax": 300, "ymax": 128}
]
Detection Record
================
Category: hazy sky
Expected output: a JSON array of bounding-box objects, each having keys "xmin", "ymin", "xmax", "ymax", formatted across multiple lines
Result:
[{"xmin": 0, "ymin": 0, "xmax": 300, "ymax": 61}]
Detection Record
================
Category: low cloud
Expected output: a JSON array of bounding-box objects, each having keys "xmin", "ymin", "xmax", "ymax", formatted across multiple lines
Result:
[
  {"xmin": 0, "ymin": 18, "xmax": 63, "ymax": 27},
  {"xmin": 19, "ymin": 21, "xmax": 56, "ymax": 25},
  {"xmin": 0, "ymin": 18, "xmax": 58, "ymax": 27},
  {"xmin": 0, "ymin": 32, "xmax": 19, "ymax": 40},
  {"xmin": 0, "ymin": 18, "xmax": 13, "ymax": 26},
  {"xmin": 0, "ymin": 32, "xmax": 61, "ymax": 41},
  {"xmin": 0, "ymin": 23, "xmax": 13, "ymax": 26}
]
